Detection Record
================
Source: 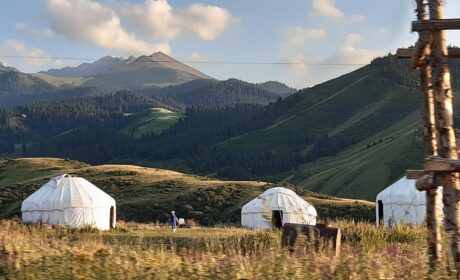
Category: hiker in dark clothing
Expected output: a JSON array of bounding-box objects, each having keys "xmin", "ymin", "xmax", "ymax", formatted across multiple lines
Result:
[{"xmin": 170, "ymin": 211, "xmax": 178, "ymax": 232}]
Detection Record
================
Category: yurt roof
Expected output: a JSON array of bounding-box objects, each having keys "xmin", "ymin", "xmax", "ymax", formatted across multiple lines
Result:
[
  {"xmin": 376, "ymin": 176, "xmax": 425, "ymax": 206},
  {"xmin": 242, "ymin": 187, "xmax": 317, "ymax": 215},
  {"xmin": 21, "ymin": 174, "xmax": 115, "ymax": 212}
]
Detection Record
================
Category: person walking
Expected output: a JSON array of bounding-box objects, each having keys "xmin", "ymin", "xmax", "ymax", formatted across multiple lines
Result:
[{"xmin": 170, "ymin": 211, "xmax": 178, "ymax": 232}]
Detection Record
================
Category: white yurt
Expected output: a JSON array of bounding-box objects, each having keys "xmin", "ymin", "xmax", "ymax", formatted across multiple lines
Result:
[
  {"xmin": 376, "ymin": 176, "xmax": 442, "ymax": 227},
  {"xmin": 21, "ymin": 174, "xmax": 116, "ymax": 230},
  {"xmin": 241, "ymin": 187, "xmax": 317, "ymax": 229}
]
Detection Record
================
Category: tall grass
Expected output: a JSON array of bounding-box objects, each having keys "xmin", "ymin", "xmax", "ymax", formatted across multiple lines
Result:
[{"xmin": 0, "ymin": 219, "xmax": 457, "ymax": 279}]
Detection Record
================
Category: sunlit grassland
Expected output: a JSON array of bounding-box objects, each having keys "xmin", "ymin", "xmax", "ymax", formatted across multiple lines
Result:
[
  {"xmin": 0, "ymin": 219, "xmax": 457, "ymax": 279},
  {"xmin": 0, "ymin": 158, "xmax": 375, "ymax": 224},
  {"xmin": 120, "ymin": 108, "xmax": 184, "ymax": 138}
]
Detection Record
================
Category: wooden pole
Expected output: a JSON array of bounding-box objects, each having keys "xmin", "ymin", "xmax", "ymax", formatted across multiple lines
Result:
[
  {"xmin": 415, "ymin": 0, "xmax": 442, "ymax": 265},
  {"xmin": 428, "ymin": 0, "xmax": 460, "ymax": 270}
]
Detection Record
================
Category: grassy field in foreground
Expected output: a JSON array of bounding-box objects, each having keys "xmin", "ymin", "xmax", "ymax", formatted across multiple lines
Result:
[{"xmin": 1, "ymin": 219, "xmax": 457, "ymax": 279}]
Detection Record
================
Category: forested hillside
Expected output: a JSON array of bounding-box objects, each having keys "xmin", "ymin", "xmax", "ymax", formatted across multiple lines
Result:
[
  {"xmin": 0, "ymin": 91, "xmax": 181, "ymax": 154},
  {"xmin": 3, "ymin": 53, "xmax": 460, "ymax": 200},
  {"xmin": 255, "ymin": 81, "xmax": 297, "ymax": 97},
  {"xmin": 0, "ymin": 68, "xmax": 57, "ymax": 106},
  {"xmin": 164, "ymin": 78, "xmax": 282, "ymax": 108}
]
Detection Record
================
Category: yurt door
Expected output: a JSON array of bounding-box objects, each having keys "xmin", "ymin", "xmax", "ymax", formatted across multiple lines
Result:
[
  {"xmin": 272, "ymin": 211, "xmax": 283, "ymax": 229},
  {"xmin": 377, "ymin": 200, "xmax": 384, "ymax": 225},
  {"xmin": 109, "ymin": 206, "xmax": 115, "ymax": 229}
]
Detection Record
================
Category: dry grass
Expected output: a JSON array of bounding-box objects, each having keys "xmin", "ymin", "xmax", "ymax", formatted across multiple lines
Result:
[
  {"xmin": 1, "ymin": 157, "xmax": 267, "ymax": 188},
  {"xmin": 0, "ymin": 158, "xmax": 376, "ymax": 224},
  {"xmin": 79, "ymin": 164, "xmax": 267, "ymax": 187},
  {"xmin": 0, "ymin": 158, "xmax": 88, "ymax": 187},
  {"xmin": 0, "ymin": 219, "xmax": 457, "ymax": 279}
]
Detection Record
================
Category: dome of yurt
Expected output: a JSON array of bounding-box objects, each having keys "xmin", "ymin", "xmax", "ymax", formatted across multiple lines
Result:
[
  {"xmin": 241, "ymin": 187, "xmax": 317, "ymax": 229},
  {"xmin": 21, "ymin": 174, "xmax": 116, "ymax": 230}
]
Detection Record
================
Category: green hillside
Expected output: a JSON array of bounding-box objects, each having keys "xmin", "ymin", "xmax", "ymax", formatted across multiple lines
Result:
[
  {"xmin": 1, "ymin": 54, "xmax": 450, "ymax": 202},
  {"xmin": 273, "ymin": 112, "xmax": 422, "ymax": 199},
  {"xmin": 120, "ymin": 108, "xmax": 184, "ymax": 138},
  {"xmin": 0, "ymin": 69, "xmax": 58, "ymax": 106},
  {"xmin": 0, "ymin": 158, "xmax": 374, "ymax": 224},
  {"xmin": 199, "ymin": 55, "xmax": 426, "ymax": 200}
]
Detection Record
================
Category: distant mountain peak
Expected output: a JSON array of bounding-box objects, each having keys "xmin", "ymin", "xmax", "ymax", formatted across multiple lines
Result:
[
  {"xmin": 99, "ymin": 55, "xmax": 117, "ymax": 61},
  {"xmin": 150, "ymin": 51, "xmax": 168, "ymax": 56},
  {"xmin": 40, "ymin": 55, "xmax": 135, "ymax": 78},
  {"xmin": 39, "ymin": 52, "xmax": 212, "ymax": 88}
]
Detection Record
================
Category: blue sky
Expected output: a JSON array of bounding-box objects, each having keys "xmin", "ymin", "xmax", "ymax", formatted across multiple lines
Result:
[{"xmin": 1, "ymin": 0, "xmax": 459, "ymax": 88}]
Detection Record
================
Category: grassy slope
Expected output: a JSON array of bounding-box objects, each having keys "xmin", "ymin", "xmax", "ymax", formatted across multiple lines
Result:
[
  {"xmin": 32, "ymin": 73, "xmax": 87, "ymax": 88},
  {"xmin": 210, "ymin": 63, "xmax": 421, "ymax": 200},
  {"xmin": 288, "ymin": 112, "xmax": 421, "ymax": 199},
  {"xmin": 0, "ymin": 71, "xmax": 56, "ymax": 96},
  {"xmin": 120, "ymin": 108, "xmax": 184, "ymax": 138},
  {"xmin": 0, "ymin": 158, "xmax": 374, "ymax": 222}
]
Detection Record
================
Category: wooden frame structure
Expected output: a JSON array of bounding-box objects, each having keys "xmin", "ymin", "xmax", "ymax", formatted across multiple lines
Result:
[{"xmin": 397, "ymin": 0, "xmax": 460, "ymax": 270}]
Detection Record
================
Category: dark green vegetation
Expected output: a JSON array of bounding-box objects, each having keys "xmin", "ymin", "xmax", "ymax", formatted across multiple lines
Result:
[
  {"xmin": 0, "ymin": 158, "xmax": 374, "ymax": 225},
  {"xmin": 149, "ymin": 78, "xmax": 283, "ymax": 108},
  {"xmin": 4, "ymin": 53, "xmax": 460, "ymax": 200},
  {"xmin": 255, "ymin": 80, "xmax": 297, "ymax": 98}
]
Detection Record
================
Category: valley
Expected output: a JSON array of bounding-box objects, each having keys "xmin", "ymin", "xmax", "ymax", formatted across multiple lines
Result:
[{"xmin": 1, "ymin": 52, "xmax": 458, "ymax": 201}]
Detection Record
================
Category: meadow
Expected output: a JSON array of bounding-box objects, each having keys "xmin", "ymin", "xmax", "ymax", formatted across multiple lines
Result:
[
  {"xmin": 0, "ymin": 219, "xmax": 457, "ymax": 279},
  {"xmin": 0, "ymin": 158, "xmax": 375, "ymax": 224}
]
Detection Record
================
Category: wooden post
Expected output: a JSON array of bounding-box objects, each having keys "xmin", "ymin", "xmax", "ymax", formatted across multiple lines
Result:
[
  {"xmin": 413, "ymin": 0, "xmax": 443, "ymax": 265},
  {"xmin": 429, "ymin": 0, "xmax": 460, "ymax": 270}
]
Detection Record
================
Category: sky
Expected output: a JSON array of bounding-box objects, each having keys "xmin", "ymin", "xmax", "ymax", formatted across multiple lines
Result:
[{"xmin": 1, "ymin": 0, "xmax": 460, "ymax": 89}]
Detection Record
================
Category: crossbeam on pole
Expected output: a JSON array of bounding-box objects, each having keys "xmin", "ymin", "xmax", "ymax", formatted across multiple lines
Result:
[
  {"xmin": 412, "ymin": 18, "xmax": 460, "ymax": 31},
  {"xmin": 406, "ymin": 169, "xmax": 425, "ymax": 179},
  {"xmin": 397, "ymin": 47, "xmax": 460, "ymax": 59},
  {"xmin": 424, "ymin": 156, "xmax": 460, "ymax": 172}
]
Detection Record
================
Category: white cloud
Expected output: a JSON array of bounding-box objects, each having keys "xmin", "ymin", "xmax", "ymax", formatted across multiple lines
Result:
[
  {"xmin": 44, "ymin": 0, "xmax": 170, "ymax": 55},
  {"xmin": 312, "ymin": 0, "xmax": 344, "ymax": 19},
  {"xmin": 191, "ymin": 53, "xmax": 201, "ymax": 60},
  {"xmin": 285, "ymin": 27, "xmax": 326, "ymax": 46},
  {"xmin": 326, "ymin": 46, "xmax": 382, "ymax": 66},
  {"xmin": 190, "ymin": 52, "xmax": 212, "ymax": 62},
  {"xmin": 344, "ymin": 33, "xmax": 364, "ymax": 46},
  {"xmin": 351, "ymin": 15, "xmax": 366, "ymax": 22},
  {"xmin": 286, "ymin": 33, "xmax": 385, "ymax": 87},
  {"xmin": 323, "ymin": 33, "xmax": 382, "ymax": 66},
  {"xmin": 119, "ymin": 0, "xmax": 237, "ymax": 41},
  {"xmin": 15, "ymin": 23, "xmax": 55, "ymax": 38},
  {"xmin": 290, "ymin": 53, "xmax": 312, "ymax": 74},
  {"xmin": 119, "ymin": 0, "xmax": 180, "ymax": 41},
  {"xmin": 185, "ymin": 3, "xmax": 237, "ymax": 40},
  {"xmin": 0, "ymin": 40, "xmax": 64, "ymax": 72}
]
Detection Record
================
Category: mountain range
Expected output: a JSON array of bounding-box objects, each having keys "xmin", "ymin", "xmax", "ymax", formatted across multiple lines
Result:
[
  {"xmin": 2, "ymin": 50, "xmax": 457, "ymax": 201},
  {"xmin": 0, "ymin": 52, "xmax": 295, "ymax": 107}
]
